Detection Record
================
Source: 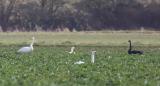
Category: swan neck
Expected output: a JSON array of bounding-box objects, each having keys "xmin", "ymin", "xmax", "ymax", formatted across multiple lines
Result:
[
  {"xmin": 129, "ymin": 41, "xmax": 132, "ymax": 50},
  {"xmin": 30, "ymin": 45, "xmax": 33, "ymax": 50},
  {"xmin": 30, "ymin": 38, "xmax": 34, "ymax": 46}
]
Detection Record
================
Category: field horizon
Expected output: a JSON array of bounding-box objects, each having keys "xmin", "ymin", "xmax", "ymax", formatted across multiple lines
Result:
[{"xmin": 0, "ymin": 31, "xmax": 160, "ymax": 46}]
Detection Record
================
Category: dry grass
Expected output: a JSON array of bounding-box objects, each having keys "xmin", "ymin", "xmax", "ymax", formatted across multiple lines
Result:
[{"xmin": 0, "ymin": 31, "xmax": 160, "ymax": 46}]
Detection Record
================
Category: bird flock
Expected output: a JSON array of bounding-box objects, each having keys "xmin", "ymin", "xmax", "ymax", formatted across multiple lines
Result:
[{"xmin": 17, "ymin": 37, "xmax": 144, "ymax": 64}]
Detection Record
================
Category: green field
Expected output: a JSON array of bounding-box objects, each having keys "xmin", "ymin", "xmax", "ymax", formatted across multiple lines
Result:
[
  {"xmin": 0, "ymin": 32, "xmax": 160, "ymax": 86},
  {"xmin": 0, "ymin": 46, "xmax": 160, "ymax": 86}
]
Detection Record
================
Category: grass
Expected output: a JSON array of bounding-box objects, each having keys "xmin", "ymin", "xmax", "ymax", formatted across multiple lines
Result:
[
  {"xmin": 0, "ymin": 31, "xmax": 160, "ymax": 86},
  {"xmin": 0, "ymin": 31, "xmax": 160, "ymax": 46},
  {"xmin": 0, "ymin": 46, "xmax": 160, "ymax": 86}
]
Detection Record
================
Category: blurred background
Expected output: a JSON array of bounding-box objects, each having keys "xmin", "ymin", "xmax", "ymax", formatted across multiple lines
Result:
[{"xmin": 1, "ymin": 0, "xmax": 160, "ymax": 32}]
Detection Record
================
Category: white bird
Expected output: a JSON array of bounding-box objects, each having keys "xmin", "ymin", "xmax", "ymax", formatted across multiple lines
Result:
[
  {"xmin": 17, "ymin": 37, "xmax": 35, "ymax": 53},
  {"xmin": 74, "ymin": 60, "xmax": 85, "ymax": 64},
  {"xmin": 68, "ymin": 46, "xmax": 75, "ymax": 54},
  {"xmin": 74, "ymin": 50, "xmax": 96, "ymax": 65},
  {"xmin": 91, "ymin": 51, "xmax": 96, "ymax": 63}
]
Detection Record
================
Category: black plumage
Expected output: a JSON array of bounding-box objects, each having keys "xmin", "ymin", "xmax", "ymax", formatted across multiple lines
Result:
[{"xmin": 128, "ymin": 40, "xmax": 143, "ymax": 55}]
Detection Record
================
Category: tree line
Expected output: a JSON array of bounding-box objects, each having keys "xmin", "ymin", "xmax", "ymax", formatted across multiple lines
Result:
[{"xmin": 0, "ymin": 0, "xmax": 160, "ymax": 32}]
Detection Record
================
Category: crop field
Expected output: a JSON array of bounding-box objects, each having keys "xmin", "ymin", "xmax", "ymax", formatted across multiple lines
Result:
[{"xmin": 0, "ymin": 32, "xmax": 160, "ymax": 86}]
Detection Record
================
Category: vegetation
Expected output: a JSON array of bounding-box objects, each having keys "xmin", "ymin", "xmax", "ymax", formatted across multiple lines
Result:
[
  {"xmin": 0, "ymin": 31, "xmax": 160, "ymax": 46},
  {"xmin": 0, "ymin": 32, "xmax": 159, "ymax": 86},
  {"xmin": 0, "ymin": 46, "xmax": 160, "ymax": 86},
  {"xmin": 1, "ymin": 0, "xmax": 160, "ymax": 31}
]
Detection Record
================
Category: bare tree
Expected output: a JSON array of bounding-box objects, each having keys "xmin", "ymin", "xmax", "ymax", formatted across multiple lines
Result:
[
  {"xmin": 0, "ymin": 0, "xmax": 17, "ymax": 31},
  {"xmin": 38, "ymin": 0, "xmax": 66, "ymax": 30}
]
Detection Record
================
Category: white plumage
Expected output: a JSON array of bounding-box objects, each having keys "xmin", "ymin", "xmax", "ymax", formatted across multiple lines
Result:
[
  {"xmin": 17, "ymin": 37, "xmax": 35, "ymax": 53},
  {"xmin": 68, "ymin": 46, "xmax": 75, "ymax": 54},
  {"xmin": 74, "ymin": 50, "xmax": 96, "ymax": 65},
  {"xmin": 91, "ymin": 51, "xmax": 96, "ymax": 63},
  {"xmin": 74, "ymin": 61, "xmax": 85, "ymax": 64}
]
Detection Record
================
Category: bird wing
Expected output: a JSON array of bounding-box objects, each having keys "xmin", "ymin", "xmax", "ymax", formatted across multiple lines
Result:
[
  {"xmin": 18, "ymin": 47, "xmax": 32, "ymax": 53},
  {"xmin": 74, "ymin": 61, "xmax": 85, "ymax": 64}
]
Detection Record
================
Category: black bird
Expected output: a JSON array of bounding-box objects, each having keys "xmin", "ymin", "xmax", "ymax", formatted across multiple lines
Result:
[{"xmin": 128, "ymin": 40, "xmax": 143, "ymax": 55}]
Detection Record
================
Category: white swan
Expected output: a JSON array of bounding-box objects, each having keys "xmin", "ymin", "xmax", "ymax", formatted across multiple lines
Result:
[
  {"xmin": 91, "ymin": 51, "xmax": 96, "ymax": 63},
  {"xmin": 74, "ymin": 50, "xmax": 96, "ymax": 64},
  {"xmin": 74, "ymin": 61, "xmax": 85, "ymax": 64},
  {"xmin": 17, "ymin": 37, "xmax": 35, "ymax": 53},
  {"xmin": 68, "ymin": 46, "xmax": 75, "ymax": 54}
]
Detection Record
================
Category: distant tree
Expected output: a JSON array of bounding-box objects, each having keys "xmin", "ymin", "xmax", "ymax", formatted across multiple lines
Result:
[
  {"xmin": 75, "ymin": 0, "xmax": 146, "ymax": 30},
  {"xmin": 1, "ymin": 0, "xmax": 160, "ymax": 31},
  {"xmin": 0, "ymin": 0, "xmax": 17, "ymax": 31},
  {"xmin": 75, "ymin": 0, "xmax": 118, "ymax": 30},
  {"xmin": 10, "ymin": 1, "xmax": 38, "ymax": 31},
  {"xmin": 38, "ymin": 0, "xmax": 66, "ymax": 31},
  {"xmin": 113, "ymin": 0, "xmax": 144, "ymax": 29},
  {"xmin": 141, "ymin": 3, "xmax": 160, "ymax": 29}
]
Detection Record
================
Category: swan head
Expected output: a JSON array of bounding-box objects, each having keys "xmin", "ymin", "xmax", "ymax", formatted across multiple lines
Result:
[
  {"xmin": 30, "ymin": 36, "xmax": 35, "ymax": 47},
  {"xmin": 71, "ymin": 46, "xmax": 75, "ymax": 49},
  {"xmin": 32, "ymin": 37, "xmax": 35, "ymax": 40},
  {"xmin": 91, "ymin": 51, "xmax": 96, "ymax": 52},
  {"xmin": 128, "ymin": 40, "xmax": 131, "ymax": 42},
  {"xmin": 72, "ymin": 46, "xmax": 75, "ymax": 48},
  {"xmin": 91, "ymin": 51, "xmax": 96, "ymax": 54}
]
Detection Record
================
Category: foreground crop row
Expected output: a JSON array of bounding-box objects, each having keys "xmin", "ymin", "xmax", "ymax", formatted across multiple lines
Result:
[{"xmin": 0, "ymin": 46, "xmax": 159, "ymax": 86}]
